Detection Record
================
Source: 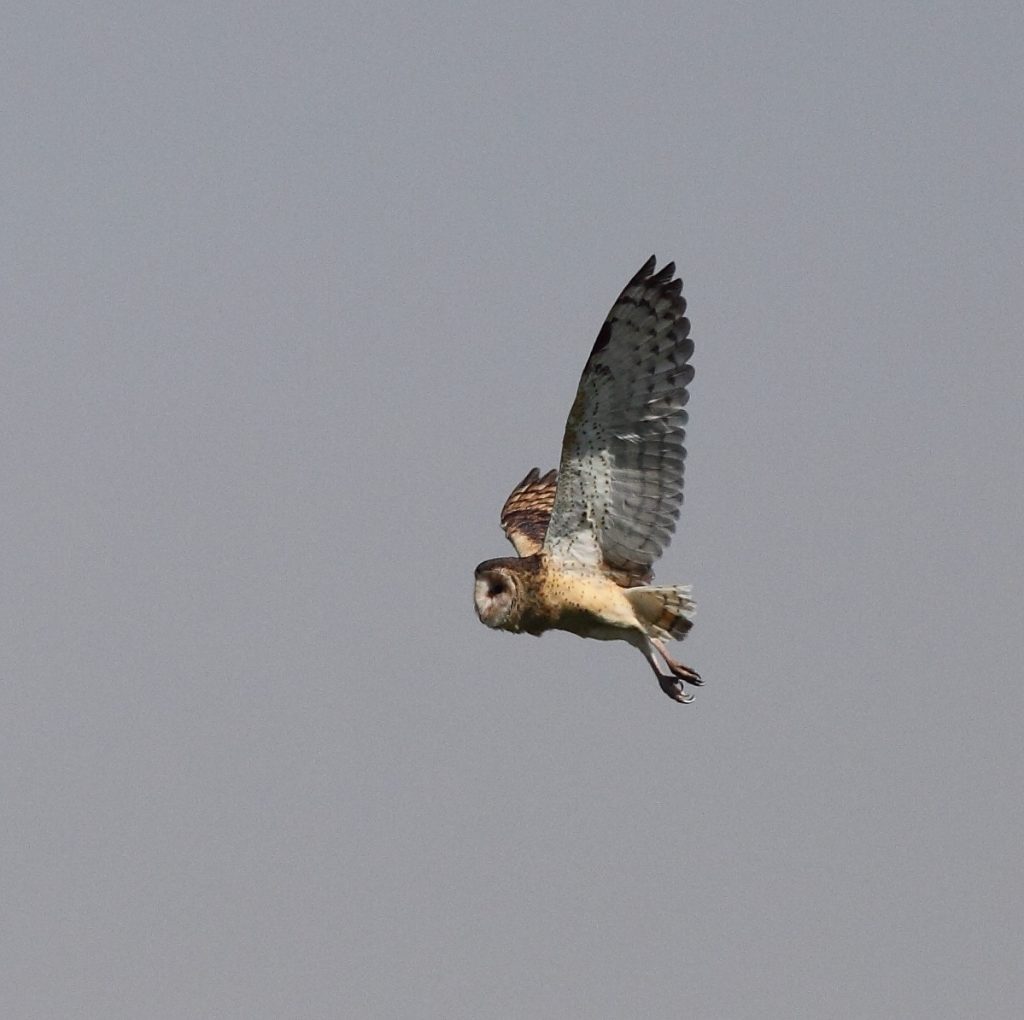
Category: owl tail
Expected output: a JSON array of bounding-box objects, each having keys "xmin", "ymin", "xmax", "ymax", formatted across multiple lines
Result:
[{"xmin": 625, "ymin": 585, "xmax": 695, "ymax": 641}]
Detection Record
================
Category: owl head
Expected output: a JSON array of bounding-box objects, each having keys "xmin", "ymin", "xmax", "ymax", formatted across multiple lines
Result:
[{"xmin": 473, "ymin": 558, "xmax": 525, "ymax": 631}]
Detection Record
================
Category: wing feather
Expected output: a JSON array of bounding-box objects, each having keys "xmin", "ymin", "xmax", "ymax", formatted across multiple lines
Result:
[
  {"xmin": 543, "ymin": 257, "xmax": 693, "ymax": 584},
  {"xmin": 500, "ymin": 467, "xmax": 558, "ymax": 557}
]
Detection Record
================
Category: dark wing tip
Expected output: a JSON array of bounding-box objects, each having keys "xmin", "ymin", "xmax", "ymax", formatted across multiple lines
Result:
[
  {"xmin": 626, "ymin": 256, "xmax": 683, "ymax": 292},
  {"xmin": 592, "ymin": 257, "xmax": 688, "ymax": 364},
  {"xmin": 651, "ymin": 260, "xmax": 676, "ymax": 285},
  {"xmin": 627, "ymin": 255, "xmax": 658, "ymax": 287}
]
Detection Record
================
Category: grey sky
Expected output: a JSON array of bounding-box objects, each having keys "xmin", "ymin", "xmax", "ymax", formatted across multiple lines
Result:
[{"xmin": 4, "ymin": 2, "xmax": 1023, "ymax": 1017}]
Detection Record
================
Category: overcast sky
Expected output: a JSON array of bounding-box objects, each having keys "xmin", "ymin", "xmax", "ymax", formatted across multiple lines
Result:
[{"xmin": 4, "ymin": 2, "xmax": 1023, "ymax": 1017}]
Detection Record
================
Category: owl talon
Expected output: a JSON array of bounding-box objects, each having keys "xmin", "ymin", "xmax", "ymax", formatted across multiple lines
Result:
[
  {"xmin": 673, "ymin": 664, "xmax": 703, "ymax": 686},
  {"xmin": 658, "ymin": 676, "xmax": 695, "ymax": 703}
]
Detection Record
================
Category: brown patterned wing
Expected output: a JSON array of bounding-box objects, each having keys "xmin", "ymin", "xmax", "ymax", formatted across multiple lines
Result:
[
  {"xmin": 543, "ymin": 257, "xmax": 693, "ymax": 585},
  {"xmin": 500, "ymin": 468, "xmax": 558, "ymax": 557}
]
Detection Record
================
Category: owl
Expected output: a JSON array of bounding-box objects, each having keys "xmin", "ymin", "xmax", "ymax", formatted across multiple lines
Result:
[{"xmin": 474, "ymin": 256, "xmax": 702, "ymax": 703}]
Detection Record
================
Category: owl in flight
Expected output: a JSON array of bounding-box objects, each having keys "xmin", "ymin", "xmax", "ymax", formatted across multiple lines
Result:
[{"xmin": 474, "ymin": 256, "xmax": 702, "ymax": 702}]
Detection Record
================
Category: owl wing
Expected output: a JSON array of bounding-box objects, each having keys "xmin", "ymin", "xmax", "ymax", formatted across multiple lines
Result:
[
  {"xmin": 500, "ymin": 467, "xmax": 558, "ymax": 557},
  {"xmin": 543, "ymin": 256, "xmax": 693, "ymax": 585}
]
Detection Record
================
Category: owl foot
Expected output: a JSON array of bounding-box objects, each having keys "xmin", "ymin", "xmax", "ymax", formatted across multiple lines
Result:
[
  {"xmin": 644, "ymin": 639, "xmax": 701, "ymax": 702},
  {"xmin": 657, "ymin": 675, "xmax": 696, "ymax": 704},
  {"xmin": 653, "ymin": 639, "xmax": 702, "ymax": 686}
]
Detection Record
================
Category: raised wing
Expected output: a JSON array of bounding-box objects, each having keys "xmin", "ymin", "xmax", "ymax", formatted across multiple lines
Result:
[
  {"xmin": 500, "ymin": 467, "xmax": 558, "ymax": 557},
  {"xmin": 543, "ymin": 257, "xmax": 693, "ymax": 584}
]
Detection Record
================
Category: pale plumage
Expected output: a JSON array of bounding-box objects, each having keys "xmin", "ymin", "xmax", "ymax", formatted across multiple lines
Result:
[{"xmin": 474, "ymin": 257, "xmax": 702, "ymax": 702}]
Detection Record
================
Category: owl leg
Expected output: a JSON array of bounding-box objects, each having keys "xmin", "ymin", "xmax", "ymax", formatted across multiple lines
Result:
[{"xmin": 641, "ymin": 642, "xmax": 696, "ymax": 704}]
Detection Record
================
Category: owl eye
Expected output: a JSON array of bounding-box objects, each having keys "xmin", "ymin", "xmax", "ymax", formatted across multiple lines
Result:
[{"xmin": 487, "ymin": 579, "xmax": 506, "ymax": 598}]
